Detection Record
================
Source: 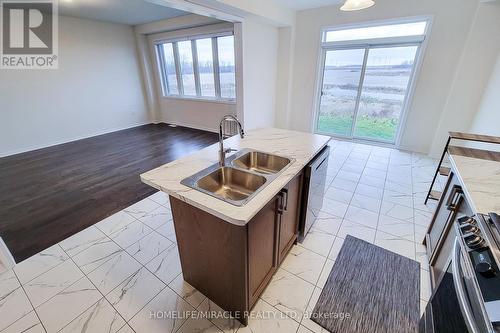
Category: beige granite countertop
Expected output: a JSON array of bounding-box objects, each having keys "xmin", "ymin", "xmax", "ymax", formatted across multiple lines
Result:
[
  {"xmin": 448, "ymin": 146, "xmax": 500, "ymax": 215},
  {"xmin": 140, "ymin": 127, "xmax": 331, "ymax": 226}
]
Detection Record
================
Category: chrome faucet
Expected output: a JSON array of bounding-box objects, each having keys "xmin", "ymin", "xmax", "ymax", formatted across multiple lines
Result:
[{"xmin": 219, "ymin": 115, "xmax": 244, "ymax": 167}]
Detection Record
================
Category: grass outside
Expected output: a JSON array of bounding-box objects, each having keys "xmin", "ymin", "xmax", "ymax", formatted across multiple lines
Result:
[{"xmin": 317, "ymin": 114, "xmax": 398, "ymax": 142}]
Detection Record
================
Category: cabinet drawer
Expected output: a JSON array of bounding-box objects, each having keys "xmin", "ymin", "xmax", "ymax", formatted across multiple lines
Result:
[{"xmin": 427, "ymin": 172, "xmax": 458, "ymax": 258}]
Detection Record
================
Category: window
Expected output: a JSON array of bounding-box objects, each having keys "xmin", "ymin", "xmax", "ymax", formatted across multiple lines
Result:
[
  {"xmin": 316, "ymin": 19, "xmax": 429, "ymax": 144},
  {"xmin": 324, "ymin": 21, "xmax": 427, "ymax": 42},
  {"xmin": 177, "ymin": 41, "xmax": 196, "ymax": 96},
  {"xmin": 196, "ymin": 38, "xmax": 215, "ymax": 97},
  {"xmin": 156, "ymin": 33, "xmax": 236, "ymax": 101},
  {"xmin": 160, "ymin": 43, "xmax": 178, "ymax": 95},
  {"xmin": 217, "ymin": 36, "xmax": 236, "ymax": 99}
]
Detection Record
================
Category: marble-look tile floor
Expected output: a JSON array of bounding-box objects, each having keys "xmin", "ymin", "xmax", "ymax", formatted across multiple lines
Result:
[{"xmin": 0, "ymin": 140, "xmax": 443, "ymax": 333}]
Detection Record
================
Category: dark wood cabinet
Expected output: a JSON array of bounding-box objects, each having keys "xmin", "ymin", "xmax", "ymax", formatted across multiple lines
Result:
[
  {"xmin": 278, "ymin": 174, "xmax": 302, "ymax": 264},
  {"xmin": 425, "ymin": 172, "xmax": 456, "ymax": 257},
  {"xmin": 170, "ymin": 172, "xmax": 304, "ymax": 325},
  {"xmin": 248, "ymin": 173, "xmax": 302, "ymax": 306},
  {"xmin": 248, "ymin": 195, "xmax": 280, "ymax": 307},
  {"xmin": 425, "ymin": 170, "xmax": 473, "ymax": 287}
]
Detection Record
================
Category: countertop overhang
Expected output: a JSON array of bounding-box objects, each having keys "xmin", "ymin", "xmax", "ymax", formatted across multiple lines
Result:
[
  {"xmin": 140, "ymin": 127, "xmax": 331, "ymax": 226},
  {"xmin": 448, "ymin": 146, "xmax": 500, "ymax": 215}
]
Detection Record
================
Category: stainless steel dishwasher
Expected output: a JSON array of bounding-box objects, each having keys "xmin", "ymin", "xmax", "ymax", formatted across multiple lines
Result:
[{"xmin": 298, "ymin": 145, "xmax": 330, "ymax": 242}]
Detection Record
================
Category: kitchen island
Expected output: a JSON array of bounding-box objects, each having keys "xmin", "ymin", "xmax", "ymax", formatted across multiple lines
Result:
[
  {"xmin": 421, "ymin": 143, "xmax": 500, "ymax": 332},
  {"xmin": 425, "ymin": 145, "xmax": 500, "ymax": 283},
  {"xmin": 447, "ymin": 146, "xmax": 500, "ymax": 215},
  {"xmin": 141, "ymin": 127, "xmax": 330, "ymax": 324}
]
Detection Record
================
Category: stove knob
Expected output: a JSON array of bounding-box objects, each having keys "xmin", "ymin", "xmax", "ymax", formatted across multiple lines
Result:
[
  {"xmin": 476, "ymin": 262, "xmax": 496, "ymax": 278},
  {"xmin": 460, "ymin": 223, "xmax": 479, "ymax": 234},
  {"xmin": 464, "ymin": 234, "xmax": 485, "ymax": 249},
  {"xmin": 458, "ymin": 216, "xmax": 474, "ymax": 225}
]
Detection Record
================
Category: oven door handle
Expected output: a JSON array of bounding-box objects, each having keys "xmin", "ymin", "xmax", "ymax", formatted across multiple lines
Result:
[{"xmin": 452, "ymin": 238, "xmax": 481, "ymax": 333}]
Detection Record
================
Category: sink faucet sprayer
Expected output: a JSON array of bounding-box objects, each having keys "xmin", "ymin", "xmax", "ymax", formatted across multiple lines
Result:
[{"xmin": 219, "ymin": 115, "xmax": 244, "ymax": 167}]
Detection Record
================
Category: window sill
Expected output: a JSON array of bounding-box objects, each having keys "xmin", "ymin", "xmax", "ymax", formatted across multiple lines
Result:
[{"xmin": 162, "ymin": 95, "xmax": 236, "ymax": 105}]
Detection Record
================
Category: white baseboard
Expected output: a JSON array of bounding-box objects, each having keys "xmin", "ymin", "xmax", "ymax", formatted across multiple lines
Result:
[
  {"xmin": 161, "ymin": 120, "xmax": 218, "ymax": 134},
  {"xmin": 1, "ymin": 121, "xmax": 151, "ymax": 158},
  {"xmin": 0, "ymin": 237, "xmax": 16, "ymax": 272}
]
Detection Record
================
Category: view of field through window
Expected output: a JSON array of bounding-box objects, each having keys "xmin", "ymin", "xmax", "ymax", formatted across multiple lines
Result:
[
  {"xmin": 317, "ymin": 45, "xmax": 418, "ymax": 142},
  {"xmin": 159, "ymin": 35, "xmax": 235, "ymax": 100}
]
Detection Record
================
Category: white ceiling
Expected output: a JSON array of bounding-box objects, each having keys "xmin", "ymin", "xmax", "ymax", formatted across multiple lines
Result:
[
  {"xmin": 273, "ymin": 0, "xmax": 344, "ymax": 10},
  {"xmin": 59, "ymin": 0, "xmax": 189, "ymax": 26}
]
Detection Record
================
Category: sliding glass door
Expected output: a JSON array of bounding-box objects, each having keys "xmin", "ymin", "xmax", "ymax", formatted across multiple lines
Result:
[
  {"xmin": 316, "ymin": 44, "xmax": 419, "ymax": 143},
  {"xmin": 317, "ymin": 49, "xmax": 365, "ymax": 137},
  {"xmin": 353, "ymin": 46, "xmax": 418, "ymax": 142}
]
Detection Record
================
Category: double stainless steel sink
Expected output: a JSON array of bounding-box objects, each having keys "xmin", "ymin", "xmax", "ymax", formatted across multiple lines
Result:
[{"xmin": 181, "ymin": 149, "xmax": 293, "ymax": 206}]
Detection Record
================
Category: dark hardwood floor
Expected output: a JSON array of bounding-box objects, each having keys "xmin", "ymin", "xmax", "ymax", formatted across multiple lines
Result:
[{"xmin": 0, "ymin": 124, "xmax": 218, "ymax": 262}]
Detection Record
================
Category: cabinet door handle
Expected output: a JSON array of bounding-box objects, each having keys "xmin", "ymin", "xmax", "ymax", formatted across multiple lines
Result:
[
  {"xmin": 278, "ymin": 189, "xmax": 288, "ymax": 214},
  {"xmin": 282, "ymin": 188, "xmax": 288, "ymax": 212},
  {"xmin": 446, "ymin": 185, "xmax": 462, "ymax": 211},
  {"xmin": 273, "ymin": 209, "xmax": 279, "ymax": 267},
  {"xmin": 446, "ymin": 186, "xmax": 458, "ymax": 208},
  {"xmin": 451, "ymin": 194, "xmax": 464, "ymax": 213},
  {"xmin": 277, "ymin": 193, "xmax": 284, "ymax": 214},
  {"xmin": 277, "ymin": 188, "xmax": 288, "ymax": 213}
]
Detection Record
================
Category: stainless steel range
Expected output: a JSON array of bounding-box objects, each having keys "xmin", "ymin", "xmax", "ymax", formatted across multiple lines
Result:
[{"xmin": 420, "ymin": 212, "xmax": 500, "ymax": 333}]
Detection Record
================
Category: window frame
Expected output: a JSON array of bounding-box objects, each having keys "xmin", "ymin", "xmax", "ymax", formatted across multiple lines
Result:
[
  {"xmin": 321, "ymin": 16, "xmax": 431, "ymax": 48},
  {"xmin": 312, "ymin": 16, "xmax": 433, "ymax": 146},
  {"xmin": 151, "ymin": 26, "xmax": 236, "ymax": 104}
]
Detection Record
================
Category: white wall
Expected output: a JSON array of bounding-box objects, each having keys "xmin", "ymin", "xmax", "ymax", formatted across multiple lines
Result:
[
  {"xmin": 470, "ymin": 53, "xmax": 500, "ymax": 137},
  {"xmin": 136, "ymin": 17, "xmax": 238, "ymax": 132},
  {"xmin": 158, "ymin": 99, "xmax": 236, "ymax": 131},
  {"xmin": 241, "ymin": 16, "xmax": 279, "ymax": 130},
  {"xmin": 187, "ymin": 0, "xmax": 294, "ymax": 26},
  {"xmin": 275, "ymin": 26, "xmax": 296, "ymax": 129},
  {"xmin": 213, "ymin": 0, "xmax": 294, "ymax": 26},
  {"xmin": 430, "ymin": 2, "xmax": 500, "ymax": 156},
  {"xmin": 281, "ymin": 0, "xmax": 480, "ymax": 154},
  {"xmin": 137, "ymin": 14, "xmax": 279, "ymax": 132},
  {"xmin": 0, "ymin": 16, "xmax": 148, "ymax": 157}
]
